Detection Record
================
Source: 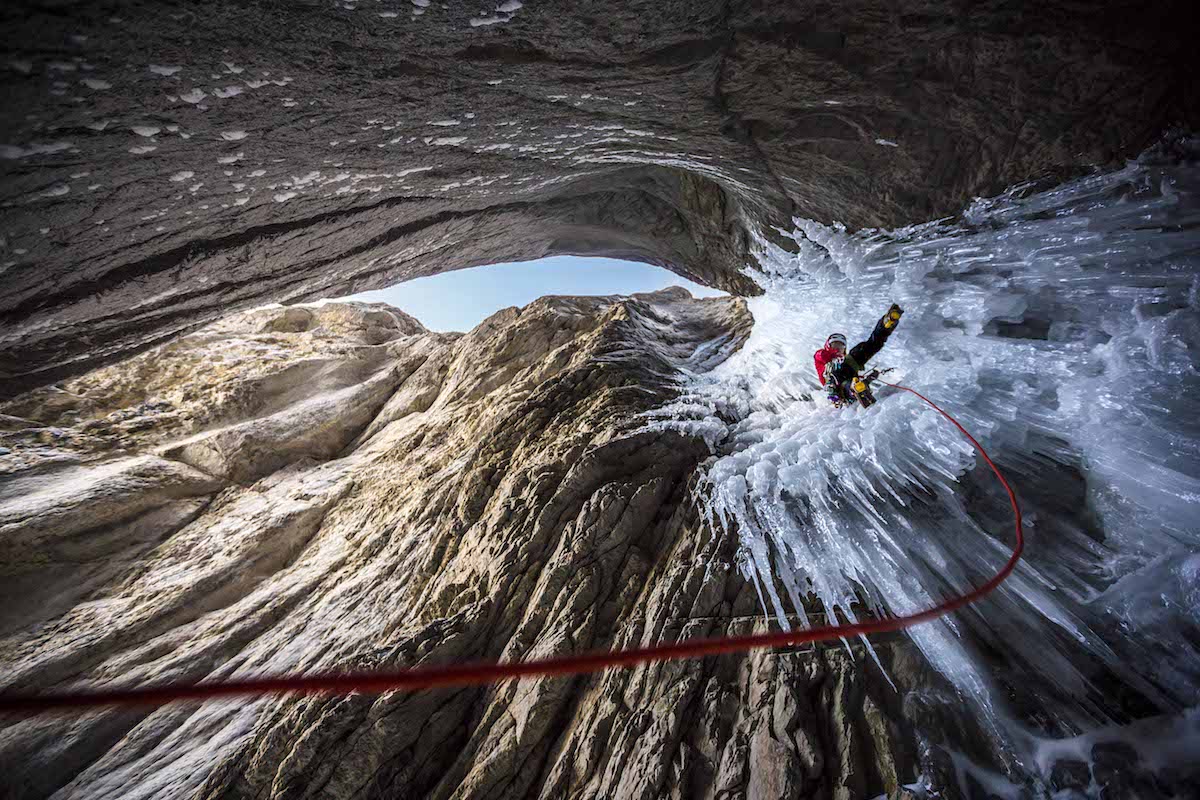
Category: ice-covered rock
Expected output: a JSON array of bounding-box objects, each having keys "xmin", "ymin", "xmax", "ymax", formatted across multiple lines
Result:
[{"xmin": 651, "ymin": 136, "xmax": 1200, "ymax": 792}]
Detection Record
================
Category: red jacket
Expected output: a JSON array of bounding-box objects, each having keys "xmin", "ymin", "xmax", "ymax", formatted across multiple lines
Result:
[{"xmin": 814, "ymin": 345, "xmax": 841, "ymax": 386}]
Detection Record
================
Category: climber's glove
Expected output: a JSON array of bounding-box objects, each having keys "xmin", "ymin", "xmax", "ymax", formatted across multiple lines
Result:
[{"xmin": 883, "ymin": 303, "xmax": 904, "ymax": 330}]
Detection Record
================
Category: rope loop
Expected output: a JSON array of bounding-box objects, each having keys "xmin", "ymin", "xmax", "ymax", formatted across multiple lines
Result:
[{"xmin": 0, "ymin": 381, "xmax": 1022, "ymax": 716}]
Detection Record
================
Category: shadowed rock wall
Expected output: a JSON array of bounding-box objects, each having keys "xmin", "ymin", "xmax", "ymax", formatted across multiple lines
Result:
[{"xmin": 1, "ymin": 0, "xmax": 1194, "ymax": 397}]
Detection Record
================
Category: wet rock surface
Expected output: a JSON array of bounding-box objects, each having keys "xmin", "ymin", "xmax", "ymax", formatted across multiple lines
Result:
[
  {"xmin": 0, "ymin": 292, "xmax": 955, "ymax": 800},
  {"xmin": 1, "ymin": 0, "xmax": 1194, "ymax": 396}
]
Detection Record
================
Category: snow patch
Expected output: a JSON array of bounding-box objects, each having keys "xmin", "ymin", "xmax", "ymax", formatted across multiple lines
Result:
[
  {"xmin": 288, "ymin": 171, "xmax": 321, "ymax": 188},
  {"xmin": 1, "ymin": 141, "xmax": 75, "ymax": 159},
  {"xmin": 221, "ymin": 130, "xmax": 249, "ymax": 141}
]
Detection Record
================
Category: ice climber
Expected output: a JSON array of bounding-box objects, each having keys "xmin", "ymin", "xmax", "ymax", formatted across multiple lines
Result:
[{"xmin": 814, "ymin": 303, "xmax": 903, "ymax": 407}]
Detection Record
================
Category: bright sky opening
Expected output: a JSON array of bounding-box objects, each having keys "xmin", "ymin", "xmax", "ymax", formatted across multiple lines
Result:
[{"xmin": 340, "ymin": 255, "xmax": 726, "ymax": 332}]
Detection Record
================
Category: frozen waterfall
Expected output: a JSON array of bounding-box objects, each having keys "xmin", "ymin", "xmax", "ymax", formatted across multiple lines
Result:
[{"xmin": 652, "ymin": 134, "xmax": 1200, "ymax": 789}]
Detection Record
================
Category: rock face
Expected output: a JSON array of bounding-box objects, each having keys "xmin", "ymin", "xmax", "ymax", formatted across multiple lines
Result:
[
  {"xmin": 0, "ymin": 293, "xmax": 968, "ymax": 800},
  {"xmin": 1, "ymin": 0, "xmax": 1195, "ymax": 396}
]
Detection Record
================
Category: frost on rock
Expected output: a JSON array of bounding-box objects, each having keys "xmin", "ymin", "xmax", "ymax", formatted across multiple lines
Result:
[
  {"xmin": 0, "ymin": 141, "xmax": 74, "ymax": 159},
  {"xmin": 469, "ymin": 0, "xmax": 523, "ymax": 28},
  {"xmin": 650, "ymin": 137, "xmax": 1200, "ymax": 784}
]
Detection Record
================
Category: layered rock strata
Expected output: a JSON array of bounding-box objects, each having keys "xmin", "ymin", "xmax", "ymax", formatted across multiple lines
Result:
[
  {"xmin": 2, "ymin": 0, "xmax": 1195, "ymax": 395},
  {"xmin": 1, "ymin": 293, "xmax": 971, "ymax": 800}
]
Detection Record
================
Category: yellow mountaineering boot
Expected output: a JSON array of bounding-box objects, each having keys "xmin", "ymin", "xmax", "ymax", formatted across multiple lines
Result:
[{"xmin": 883, "ymin": 303, "xmax": 903, "ymax": 330}]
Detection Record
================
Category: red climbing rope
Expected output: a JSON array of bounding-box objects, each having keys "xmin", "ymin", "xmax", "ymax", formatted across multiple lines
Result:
[{"xmin": 0, "ymin": 380, "xmax": 1022, "ymax": 716}]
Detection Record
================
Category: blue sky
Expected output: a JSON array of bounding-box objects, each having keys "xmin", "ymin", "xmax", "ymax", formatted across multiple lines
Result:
[{"xmin": 341, "ymin": 255, "xmax": 725, "ymax": 332}]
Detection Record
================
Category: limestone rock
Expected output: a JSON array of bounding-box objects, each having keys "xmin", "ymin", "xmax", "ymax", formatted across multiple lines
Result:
[
  {"xmin": 1, "ymin": 1, "xmax": 1194, "ymax": 395},
  {"xmin": 0, "ymin": 292, "xmax": 951, "ymax": 799}
]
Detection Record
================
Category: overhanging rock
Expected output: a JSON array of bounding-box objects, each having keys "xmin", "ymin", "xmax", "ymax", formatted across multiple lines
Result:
[{"xmin": 1, "ymin": 0, "xmax": 1193, "ymax": 397}]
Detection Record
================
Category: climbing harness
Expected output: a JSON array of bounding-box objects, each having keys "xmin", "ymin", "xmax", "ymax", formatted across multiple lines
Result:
[{"xmin": 0, "ymin": 380, "xmax": 1022, "ymax": 716}]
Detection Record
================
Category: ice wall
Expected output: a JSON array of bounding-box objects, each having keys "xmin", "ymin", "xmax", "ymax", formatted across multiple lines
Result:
[{"xmin": 653, "ymin": 135, "xmax": 1200, "ymax": 785}]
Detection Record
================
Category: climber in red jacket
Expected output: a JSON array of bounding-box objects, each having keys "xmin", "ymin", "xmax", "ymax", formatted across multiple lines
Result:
[{"xmin": 814, "ymin": 303, "xmax": 903, "ymax": 407}]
